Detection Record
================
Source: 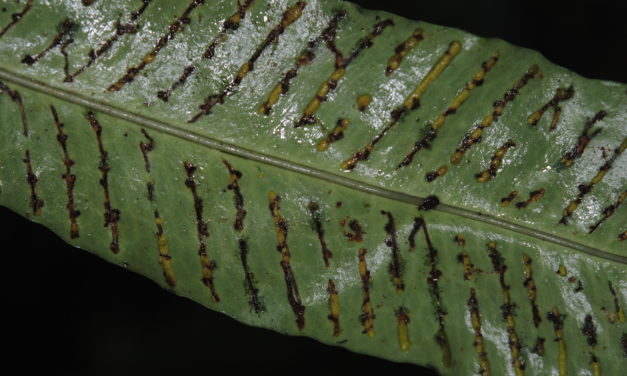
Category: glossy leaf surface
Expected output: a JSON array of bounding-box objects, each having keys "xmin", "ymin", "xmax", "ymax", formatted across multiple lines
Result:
[{"xmin": 0, "ymin": 1, "xmax": 625, "ymax": 375}]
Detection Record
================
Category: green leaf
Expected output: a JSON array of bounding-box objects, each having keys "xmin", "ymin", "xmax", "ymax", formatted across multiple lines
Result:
[{"xmin": 1, "ymin": 0, "xmax": 625, "ymax": 375}]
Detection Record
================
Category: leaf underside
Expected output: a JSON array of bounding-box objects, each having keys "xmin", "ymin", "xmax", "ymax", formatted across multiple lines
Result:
[{"xmin": 0, "ymin": 0, "xmax": 625, "ymax": 375}]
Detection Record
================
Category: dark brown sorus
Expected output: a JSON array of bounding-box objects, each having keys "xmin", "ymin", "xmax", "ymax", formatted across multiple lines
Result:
[
  {"xmin": 87, "ymin": 112, "xmax": 120, "ymax": 253},
  {"xmin": 308, "ymin": 202, "xmax": 333, "ymax": 267},
  {"xmin": 51, "ymin": 105, "xmax": 80, "ymax": 239}
]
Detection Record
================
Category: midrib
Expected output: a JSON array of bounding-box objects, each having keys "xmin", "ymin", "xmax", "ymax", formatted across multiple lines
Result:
[{"xmin": 1, "ymin": 67, "xmax": 624, "ymax": 265}]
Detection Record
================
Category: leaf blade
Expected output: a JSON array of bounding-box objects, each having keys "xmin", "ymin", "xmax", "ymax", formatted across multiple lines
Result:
[{"xmin": 1, "ymin": 1, "xmax": 625, "ymax": 375}]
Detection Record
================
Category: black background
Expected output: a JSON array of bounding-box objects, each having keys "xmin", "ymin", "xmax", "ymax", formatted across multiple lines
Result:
[{"xmin": 2, "ymin": 1, "xmax": 625, "ymax": 375}]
